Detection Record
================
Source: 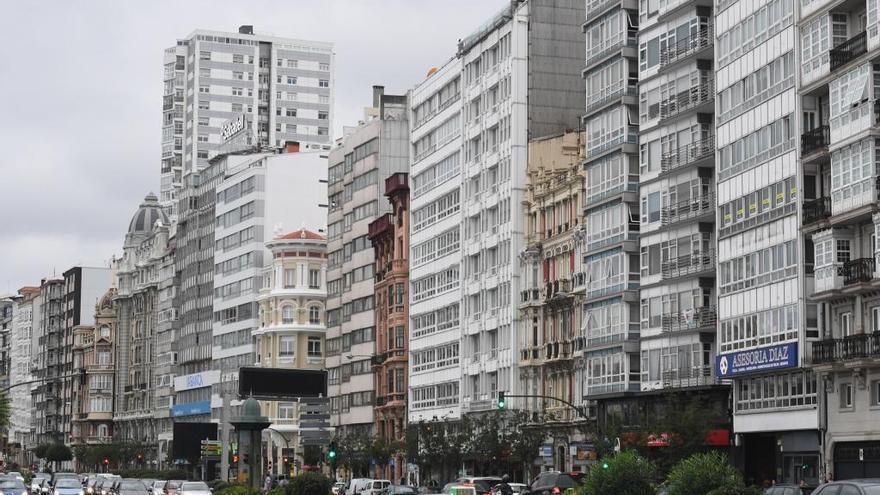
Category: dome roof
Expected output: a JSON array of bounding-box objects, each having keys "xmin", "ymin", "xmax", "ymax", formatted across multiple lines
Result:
[
  {"xmin": 277, "ymin": 229, "xmax": 326, "ymax": 241},
  {"xmin": 128, "ymin": 192, "xmax": 168, "ymax": 235}
]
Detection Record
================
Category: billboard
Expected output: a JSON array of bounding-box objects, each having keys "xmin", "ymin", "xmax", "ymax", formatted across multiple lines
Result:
[
  {"xmin": 715, "ymin": 342, "xmax": 798, "ymax": 378},
  {"xmin": 172, "ymin": 422, "xmax": 217, "ymax": 462},
  {"xmin": 238, "ymin": 367, "xmax": 327, "ymax": 399}
]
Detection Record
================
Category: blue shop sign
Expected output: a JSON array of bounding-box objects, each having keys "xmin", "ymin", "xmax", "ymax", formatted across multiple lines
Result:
[
  {"xmin": 171, "ymin": 400, "xmax": 211, "ymax": 417},
  {"xmin": 539, "ymin": 445, "xmax": 553, "ymax": 457},
  {"xmin": 715, "ymin": 342, "xmax": 797, "ymax": 377}
]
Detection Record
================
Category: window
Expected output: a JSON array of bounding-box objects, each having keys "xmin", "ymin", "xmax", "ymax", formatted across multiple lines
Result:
[
  {"xmin": 319, "ymin": 79, "xmax": 329, "ymax": 87},
  {"xmin": 279, "ymin": 336, "xmax": 295, "ymax": 358},
  {"xmin": 286, "ymin": 108, "xmax": 297, "ymax": 117},
  {"xmin": 318, "ymin": 127, "xmax": 328, "ymax": 136},
  {"xmin": 287, "ymin": 76, "xmax": 297, "ymax": 85},
  {"xmin": 200, "ymin": 51, "xmax": 211, "ymax": 61},
  {"xmin": 233, "ymin": 54, "xmax": 244, "ymax": 64},
  {"xmin": 282, "ymin": 306, "xmax": 295, "ymax": 325},
  {"xmin": 284, "ymin": 268, "xmax": 296, "ymax": 288},
  {"xmin": 320, "ymin": 62, "xmax": 330, "ymax": 71},
  {"xmin": 308, "ymin": 337, "xmax": 322, "ymax": 357},
  {"xmin": 642, "ymin": 192, "xmax": 661, "ymax": 223},
  {"xmin": 840, "ymin": 312, "xmax": 853, "ymax": 337},
  {"xmin": 278, "ymin": 402, "xmax": 295, "ymax": 419},
  {"xmin": 199, "ymin": 68, "xmax": 211, "ymax": 78},
  {"xmin": 287, "ymin": 59, "xmax": 297, "ymax": 68},
  {"xmin": 199, "ymin": 85, "xmax": 209, "ymax": 94},
  {"xmin": 840, "ymin": 382, "xmax": 854, "ymax": 408},
  {"xmin": 735, "ymin": 371, "xmax": 818, "ymax": 412},
  {"xmin": 99, "ymin": 326, "xmax": 111, "ymax": 338},
  {"xmin": 232, "ymin": 103, "xmax": 243, "ymax": 113},
  {"xmin": 309, "ymin": 306, "xmax": 320, "ymax": 325},
  {"xmin": 318, "ymin": 111, "xmax": 328, "ymax": 120},
  {"xmin": 309, "ymin": 269, "xmax": 320, "ymax": 288}
]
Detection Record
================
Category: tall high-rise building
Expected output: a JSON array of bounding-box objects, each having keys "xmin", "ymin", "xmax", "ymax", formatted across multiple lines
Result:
[
  {"xmin": 326, "ymin": 87, "xmax": 409, "ymax": 435},
  {"xmin": 407, "ymin": 60, "xmax": 464, "ymax": 426},
  {"xmin": 160, "ymin": 26, "xmax": 334, "ymax": 219},
  {"xmin": 457, "ymin": 0, "xmax": 584, "ymax": 417},
  {"xmin": 713, "ymin": 0, "xmax": 819, "ymax": 482},
  {"xmin": 9, "ymin": 286, "xmax": 39, "ymax": 460}
]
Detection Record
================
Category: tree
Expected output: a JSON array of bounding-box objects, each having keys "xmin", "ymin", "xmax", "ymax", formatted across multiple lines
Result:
[
  {"xmin": 578, "ymin": 451, "xmax": 657, "ymax": 495},
  {"xmin": 33, "ymin": 444, "xmax": 49, "ymax": 459},
  {"xmin": 302, "ymin": 445, "xmax": 322, "ymax": 467},
  {"xmin": 0, "ymin": 392, "xmax": 11, "ymax": 430},
  {"xmin": 288, "ymin": 472, "xmax": 332, "ymax": 495},
  {"xmin": 665, "ymin": 452, "xmax": 749, "ymax": 495},
  {"xmin": 506, "ymin": 411, "xmax": 546, "ymax": 478},
  {"xmin": 45, "ymin": 443, "xmax": 73, "ymax": 470}
]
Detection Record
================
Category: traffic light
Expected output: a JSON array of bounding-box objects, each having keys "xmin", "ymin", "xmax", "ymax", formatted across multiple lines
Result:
[
  {"xmin": 137, "ymin": 453, "xmax": 144, "ymax": 461},
  {"xmin": 282, "ymin": 456, "xmax": 289, "ymax": 465},
  {"xmin": 232, "ymin": 454, "xmax": 240, "ymax": 464},
  {"xmin": 497, "ymin": 392, "xmax": 506, "ymax": 410},
  {"xmin": 327, "ymin": 441, "xmax": 338, "ymax": 460},
  {"xmin": 602, "ymin": 462, "xmax": 609, "ymax": 470},
  {"xmin": 103, "ymin": 458, "xmax": 109, "ymax": 466}
]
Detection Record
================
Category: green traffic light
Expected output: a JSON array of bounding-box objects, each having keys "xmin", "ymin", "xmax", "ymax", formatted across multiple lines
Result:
[
  {"xmin": 602, "ymin": 463, "xmax": 609, "ymax": 469},
  {"xmin": 328, "ymin": 451, "xmax": 337, "ymax": 459}
]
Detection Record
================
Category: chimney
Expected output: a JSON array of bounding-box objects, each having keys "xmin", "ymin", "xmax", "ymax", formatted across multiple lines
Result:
[
  {"xmin": 284, "ymin": 141, "xmax": 300, "ymax": 154},
  {"xmin": 239, "ymin": 25, "xmax": 254, "ymax": 35},
  {"xmin": 372, "ymin": 85, "xmax": 385, "ymax": 108}
]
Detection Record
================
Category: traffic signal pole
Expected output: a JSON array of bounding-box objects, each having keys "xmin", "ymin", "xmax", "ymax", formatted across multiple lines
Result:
[{"xmin": 497, "ymin": 393, "xmax": 592, "ymax": 419}]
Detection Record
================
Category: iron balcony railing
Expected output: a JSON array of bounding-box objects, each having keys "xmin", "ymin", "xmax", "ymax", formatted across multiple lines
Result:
[
  {"xmin": 830, "ymin": 31, "xmax": 867, "ymax": 71},
  {"xmin": 661, "ymin": 366, "xmax": 719, "ymax": 388},
  {"xmin": 661, "ymin": 135, "xmax": 715, "ymax": 173},
  {"xmin": 661, "ymin": 193, "xmax": 714, "ymax": 226},
  {"xmin": 660, "ymin": 27, "xmax": 714, "ymax": 67},
  {"xmin": 661, "ymin": 306, "xmax": 718, "ymax": 333},
  {"xmin": 662, "ymin": 250, "xmax": 715, "ymax": 280},
  {"xmin": 801, "ymin": 125, "xmax": 830, "ymax": 157},
  {"xmin": 802, "ymin": 197, "xmax": 831, "ymax": 226},
  {"xmin": 659, "ymin": 79, "xmax": 715, "ymax": 121},
  {"xmin": 842, "ymin": 258, "xmax": 876, "ymax": 285},
  {"xmin": 812, "ymin": 332, "xmax": 880, "ymax": 364}
]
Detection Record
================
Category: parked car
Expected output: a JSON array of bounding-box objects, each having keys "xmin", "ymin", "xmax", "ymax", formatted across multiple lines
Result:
[
  {"xmin": 177, "ymin": 482, "xmax": 210, "ymax": 495},
  {"xmin": 764, "ymin": 483, "xmax": 811, "ymax": 495},
  {"xmin": 53, "ymin": 479, "xmax": 84, "ymax": 495},
  {"xmin": 114, "ymin": 480, "xmax": 148, "ymax": 495},
  {"xmin": 347, "ymin": 479, "xmax": 372, "ymax": 495},
  {"xmin": 522, "ymin": 472, "xmax": 583, "ymax": 495},
  {"xmin": 363, "ymin": 480, "xmax": 392, "ymax": 495},
  {"xmin": 810, "ymin": 480, "xmax": 880, "ymax": 494},
  {"xmin": 0, "ymin": 479, "xmax": 28, "ymax": 495},
  {"xmin": 162, "ymin": 481, "xmax": 185, "ymax": 495}
]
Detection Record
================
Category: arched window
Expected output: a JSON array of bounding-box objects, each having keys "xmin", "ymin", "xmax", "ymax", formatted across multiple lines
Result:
[
  {"xmin": 309, "ymin": 306, "xmax": 320, "ymax": 325},
  {"xmin": 282, "ymin": 306, "xmax": 295, "ymax": 324}
]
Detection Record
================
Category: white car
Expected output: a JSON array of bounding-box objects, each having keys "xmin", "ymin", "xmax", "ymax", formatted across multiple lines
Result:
[
  {"xmin": 363, "ymin": 481, "xmax": 392, "ymax": 495},
  {"xmin": 348, "ymin": 478, "xmax": 372, "ymax": 495}
]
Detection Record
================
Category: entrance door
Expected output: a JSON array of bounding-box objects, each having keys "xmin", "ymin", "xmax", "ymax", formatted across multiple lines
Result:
[
  {"xmin": 744, "ymin": 434, "xmax": 777, "ymax": 486},
  {"xmin": 834, "ymin": 441, "xmax": 880, "ymax": 479},
  {"xmin": 557, "ymin": 445, "xmax": 567, "ymax": 472}
]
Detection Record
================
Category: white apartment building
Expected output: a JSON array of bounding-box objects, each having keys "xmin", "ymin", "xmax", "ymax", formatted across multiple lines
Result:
[
  {"xmin": 714, "ymin": 0, "xmax": 820, "ymax": 483},
  {"xmin": 211, "ymin": 150, "xmax": 327, "ymax": 408},
  {"xmin": 458, "ymin": 0, "xmax": 585, "ymax": 413},
  {"xmin": 326, "ymin": 88, "xmax": 409, "ymax": 434},
  {"xmin": 9, "ymin": 288, "xmax": 37, "ymax": 454},
  {"xmin": 160, "ymin": 26, "xmax": 334, "ymax": 218},
  {"xmin": 408, "ymin": 60, "xmax": 464, "ymax": 423}
]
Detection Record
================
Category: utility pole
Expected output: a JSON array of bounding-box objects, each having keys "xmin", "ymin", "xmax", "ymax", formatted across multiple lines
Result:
[{"xmin": 220, "ymin": 392, "xmax": 231, "ymax": 480}]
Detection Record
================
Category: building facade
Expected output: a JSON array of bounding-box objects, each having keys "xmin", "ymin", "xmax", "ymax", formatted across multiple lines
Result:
[
  {"xmin": 9, "ymin": 287, "xmax": 39, "ymax": 459},
  {"xmin": 160, "ymin": 26, "xmax": 334, "ymax": 218},
  {"xmin": 797, "ymin": 0, "xmax": 880, "ymax": 477},
  {"xmin": 518, "ymin": 131, "xmax": 585, "ymax": 471},
  {"xmin": 255, "ymin": 228, "xmax": 328, "ymax": 474},
  {"xmin": 368, "ymin": 172, "xmax": 410, "ymax": 482},
  {"xmin": 71, "ymin": 289, "xmax": 117, "ymax": 446},
  {"xmin": 326, "ymin": 87, "xmax": 409, "ymax": 434}
]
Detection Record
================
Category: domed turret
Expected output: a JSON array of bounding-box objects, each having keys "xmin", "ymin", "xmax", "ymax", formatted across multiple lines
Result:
[{"xmin": 127, "ymin": 192, "xmax": 168, "ymax": 235}]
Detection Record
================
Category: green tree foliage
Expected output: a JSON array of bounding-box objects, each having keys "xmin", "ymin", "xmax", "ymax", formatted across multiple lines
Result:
[
  {"xmin": 0, "ymin": 392, "xmax": 12, "ymax": 430},
  {"xmin": 287, "ymin": 472, "xmax": 332, "ymax": 495},
  {"xmin": 33, "ymin": 444, "xmax": 49, "ymax": 459},
  {"xmin": 665, "ymin": 452, "xmax": 748, "ymax": 495},
  {"xmin": 578, "ymin": 451, "xmax": 657, "ymax": 495},
  {"xmin": 214, "ymin": 485, "xmax": 261, "ymax": 495}
]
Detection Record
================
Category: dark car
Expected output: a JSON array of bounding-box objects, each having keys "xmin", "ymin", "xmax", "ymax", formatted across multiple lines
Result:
[
  {"xmin": 764, "ymin": 483, "xmax": 812, "ymax": 495},
  {"xmin": 523, "ymin": 472, "xmax": 584, "ymax": 495},
  {"xmin": 811, "ymin": 480, "xmax": 880, "ymax": 495},
  {"xmin": 0, "ymin": 479, "xmax": 28, "ymax": 495},
  {"xmin": 162, "ymin": 481, "xmax": 185, "ymax": 495}
]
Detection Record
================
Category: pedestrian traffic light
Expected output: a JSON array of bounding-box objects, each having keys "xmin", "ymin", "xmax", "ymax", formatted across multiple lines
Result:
[
  {"xmin": 497, "ymin": 392, "xmax": 506, "ymax": 410},
  {"xmin": 282, "ymin": 456, "xmax": 289, "ymax": 465},
  {"xmin": 327, "ymin": 441, "xmax": 337, "ymax": 460}
]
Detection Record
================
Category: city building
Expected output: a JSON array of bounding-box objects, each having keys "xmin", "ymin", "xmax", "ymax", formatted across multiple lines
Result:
[
  {"xmin": 9, "ymin": 286, "xmax": 39, "ymax": 462},
  {"xmin": 0, "ymin": 296, "xmax": 12, "ymax": 453},
  {"xmin": 407, "ymin": 60, "xmax": 464, "ymax": 428},
  {"xmin": 113, "ymin": 193, "xmax": 170, "ymax": 455},
  {"xmin": 255, "ymin": 228, "xmax": 328, "ymax": 474},
  {"xmin": 155, "ymin": 236, "xmax": 179, "ymax": 465},
  {"xmin": 517, "ymin": 130, "xmax": 585, "ymax": 471},
  {"xmin": 457, "ymin": 0, "xmax": 585, "ymax": 418},
  {"xmin": 714, "ymin": 0, "xmax": 819, "ymax": 482},
  {"xmin": 33, "ymin": 277, "xmax": 64, "ymax": 445},
  {"xmin": 367, "ymin": 172, "xmax": 410, "ymax": 482},
  {"xmin": 326, "ymin": 86, "xmax": 409, "ymax": 435},
  {"xmin": 71, "ymin": 289, "xmax": 117, "ymax": 446},
  {"xmin": 160, "ymin": 26, "xmax": 334, "ymax": 218},
  {"xmin": 797, "ymin": 0, "xmax": 880, "ymax": 477}
]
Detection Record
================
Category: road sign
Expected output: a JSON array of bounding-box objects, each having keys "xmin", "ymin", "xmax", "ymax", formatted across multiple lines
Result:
[{"xmin": 300, "ymin": 437, "xmax": 332, "ymax": 446}]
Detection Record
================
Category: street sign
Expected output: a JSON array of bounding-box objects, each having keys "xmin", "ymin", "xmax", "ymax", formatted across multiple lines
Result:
[
  {"xmin": 300, "ymin": 437, "xmax": 332, "ymax": 446},
  {"xmin": 299, "ymin": 429, "xmax": 332, "ymax": 439}
]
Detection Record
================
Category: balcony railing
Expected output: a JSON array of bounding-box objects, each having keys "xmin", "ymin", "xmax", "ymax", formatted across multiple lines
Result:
[
  {"xmin": 812, "ymin": 332, "xmax": 880, "ymax": 364},
  {"xmin": 662, "ymin": 250, "xmax": 715, "ymax": 280},
  {"xmin": 802, "ymin": 197, "xmax": 831, "ymax": 226},
  {"xmin": 661, "ymin": 135, "xmax": 715, "ymax": 173},
  {"xmin": 801, "ymin": 125, "xmax": 830, "ymax": 157},
  {"xmin": 661, "ymin": 306, "xmax": 717, "ymax": 333},
  {"xmin": 842, "ymin": 258, "xmax": 876, "ymax": 285},
  {"xmin": 520, "ymin": 288, "xmax": 541, "ymax": 303},
  {"xmin": 659, "ymin": 27, "xmax": 713, "ymax": 68},
  {"xmin": 659, "ymin": 80, "xmax": 714, "ymax": 121},
  {"xmin": 661, "ymin": 193, "xmax": 714, "ymax": 226},
  {"xmin": 830, "ymin": 31, "xmax": 867, "ymax": 71}
]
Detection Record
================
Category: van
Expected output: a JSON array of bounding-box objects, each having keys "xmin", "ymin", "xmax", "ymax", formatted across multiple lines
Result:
[
  {"xmin": 348, "ymin": 479, "xmax": 372, "ymax": 495},
  {"xmin": 363, "ymin": 480, "xmax": 392, "ymax": 495}
]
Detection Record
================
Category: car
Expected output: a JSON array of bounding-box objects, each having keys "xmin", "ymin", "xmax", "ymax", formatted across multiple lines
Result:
[
  {"xmin": 53, "ymin": 479, "xmax": 84, "ymax": 495},
  {"xmin": 447, "ymin": 487, "xmax": 477, "ymax": 495},
  {"xmin": 94, "ymin": 480, "xmax": 110, "ymax": 495},
  {"xmin": 162, "ymin": 481, "xmax": 185, "ymax": 495},
  {"xmin": 149, "ymin": 482, "xmax": 165, "ymax": 495},
  {"xmin": 6, "ymin": 474, "xmax": 24, "ymax": 484},
  {"xmin": 30, "ymin": 476, "xmax": 50, "ymax": 495},
  {"xmin": 50, "ymin": 475, "xmax": 79, "ymax": 488},
  {"xmin": 522, "ymin": 472, "xmax": 583, "ymax": 495},
  {"xmin": 116, "ymin": 480, "xmax": 149, "ymax": 495},
  {"xmin": 38, "ymin": 479, "xmax": 52, "ymax": 495},
  {"xmin": 811, "ymin": 480, "xmax": 880, "ymax": 495},
  {"xmin": 445, "ymin": 478, "xmax": 502, "ymax": 495},
  {"xmin": 177, "ymin": 482, "xmax": 210, "ymax": 495},
  {"xmin": 0, "ymin": 479, "xmax": 28, "ymax": 495},
  {"xmin": 380, "ymin": 486, "xmax": 419, "ymax": 495},
  {"xmin": 764, "ymin": 483, "xmax": 811, "ymax": 495},
  {"xmin": 363, "ymin": 481, "xmax": 392, "ymax": 495},
  {"xmin": 347, "ymin": 479, "xmax": 372, "ymax": 495},
  {"xmin": 333, "ymin": 482, "xmax": 346, "ymax": 495},
  {"xmin": 139, "ymin": 481, "xmax": 157, "ymax": 492}
]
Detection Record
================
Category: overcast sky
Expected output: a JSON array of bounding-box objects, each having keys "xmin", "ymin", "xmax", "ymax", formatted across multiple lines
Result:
[{"xmin": 0, "ymin": 0, "xmax": 505, "ymax": 294}]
